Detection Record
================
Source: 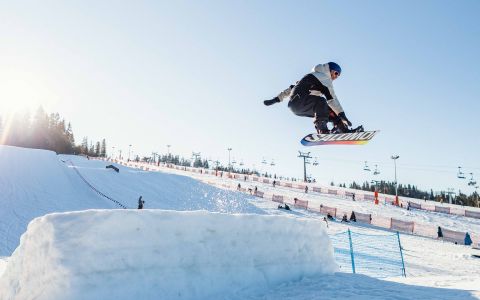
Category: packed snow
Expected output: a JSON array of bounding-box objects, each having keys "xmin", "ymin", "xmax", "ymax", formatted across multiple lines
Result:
[
  {"xmin": 0, "ymin": 145, "xmax": 261, "ymax": 256},
  {"xmin": 0, "ymin": 210, "xmax": 336, "ymax": 300},
  {"xmin": 1, "ymin": 145, "xmax": 480, "ymax": 299}
]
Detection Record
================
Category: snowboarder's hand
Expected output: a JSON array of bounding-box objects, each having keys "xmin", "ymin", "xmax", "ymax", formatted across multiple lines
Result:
[
  {"xmin": 264, "ymin": 97, "xmax": 280, "ymax": 106},
  {"xmin": 338, "ymin": 112, "xmax": 352, "ymax": 127}
]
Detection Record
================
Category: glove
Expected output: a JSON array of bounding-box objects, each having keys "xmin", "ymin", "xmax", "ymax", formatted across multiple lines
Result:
[
  {"xmin": 264, "ymin": 97, "xmax": 280, "ymax": 106},
  {"xmin": 338, "ymin": 112, "xmax": 352, "ymax": 127}
]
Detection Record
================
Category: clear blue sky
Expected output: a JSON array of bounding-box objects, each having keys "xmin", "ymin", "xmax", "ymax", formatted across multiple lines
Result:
[{"xmin": 1, "ymin": 0, "xmax": 479, "ymax": 194}]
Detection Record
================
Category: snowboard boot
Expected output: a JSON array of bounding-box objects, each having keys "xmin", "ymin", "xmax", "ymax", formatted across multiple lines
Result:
[
  {"xmin": 314, "ymin": 120, "xmax": 330, "ymax": 134},
  {"xmin": 331, "ymin": 120, "xmax": 349, "ymax": 134}
]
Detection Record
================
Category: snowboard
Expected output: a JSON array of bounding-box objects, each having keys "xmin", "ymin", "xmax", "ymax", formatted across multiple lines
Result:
[{"xmin": 301, "ymin": 130, "xmax": 378, "ymax": 146}]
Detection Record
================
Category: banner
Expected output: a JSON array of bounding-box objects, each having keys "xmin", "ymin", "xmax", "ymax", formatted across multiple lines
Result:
[
  {"xmin": 272, "ymin": 194, "xmax": 284, "ymax": 204},
  {"xmin": 390, "ymin": 218, "xmax": 414, "ymax": 233},
  {"xmin": 435, "ymin": 206, "xmax": 451, "ymax": 214},
  {"xmin": 353, "ymin": 212, "xmax": 372, "ymax": 224},
  {"xmin": 408, "ymin": 202, "xmax": 422, "ymax": 209},
  {"xmin": 441, "ymin": 228, "xmax": 467, "ymax": 245},
  {"xmin": 320, "ymin": 205, "xmax": 337, "ymax": 217},
  {"xmin": 465, "ymin": 210, "xmax": 480, "ymax": 219},
  {"xmin": 294, "ymin": 198, "xmax": 308, "ymax": 209}
]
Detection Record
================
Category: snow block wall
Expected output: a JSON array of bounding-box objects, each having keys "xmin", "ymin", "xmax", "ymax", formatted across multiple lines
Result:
[{"xmin": 0, "ymin": 210, "xmax": 337, "ymax": 300}]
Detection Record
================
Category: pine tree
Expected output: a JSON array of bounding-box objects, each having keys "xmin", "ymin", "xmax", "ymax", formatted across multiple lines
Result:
[
  {"xmin": 100, "ymin": 139, "xmax": 107, "ymax": 157},
  {"xmin": 89, "ymin": 142, "xmax": 95, "ymax": 155},
  {"xmin": 95, "ymin": 141, "xmax": 101, "ymax": 157},
  {"xmin": 81, "ymin": 137, "xmax": 88, "ymax": 154}
]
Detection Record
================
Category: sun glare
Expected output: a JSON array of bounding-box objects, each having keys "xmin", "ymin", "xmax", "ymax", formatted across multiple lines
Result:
[
  {"xmin": 0, "ymin": 80, "xmax": 43, "ymax": 113},
  {"xmin": 0, "ymin": 68, "xmax": 58, "ymax": 115}
]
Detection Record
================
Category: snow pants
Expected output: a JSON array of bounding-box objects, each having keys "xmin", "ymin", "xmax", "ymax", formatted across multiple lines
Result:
[{"xmin": 288, "ymin": 75, "xmax": 329, "ymax": 123}]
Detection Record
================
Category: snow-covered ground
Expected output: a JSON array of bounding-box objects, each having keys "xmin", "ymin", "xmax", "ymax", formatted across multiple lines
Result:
[
  {"xmin": 0, "ymin": 210, "xmax": 336, "ymax": 300},
  {"xmin": 177, "ymin": 168, "xmax": 480, "ymax": 238},
  {"xmin": 1, "ymin": 145, "xmax": 480, "ymax": 299}
]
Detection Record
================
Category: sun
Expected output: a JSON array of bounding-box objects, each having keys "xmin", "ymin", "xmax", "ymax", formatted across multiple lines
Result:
[{"xmin": 0, "ymin": 79, "xmax": 43, "ymax": 113}]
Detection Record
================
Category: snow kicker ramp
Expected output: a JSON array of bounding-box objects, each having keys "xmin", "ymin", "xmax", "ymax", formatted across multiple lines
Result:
[
  {"xmin": 0, "ymin": 146, "xmax": 262, "ymax": 256},
  {"xmin": 0, "ymin": 210, "xmax": 337, "ymax": 300}
]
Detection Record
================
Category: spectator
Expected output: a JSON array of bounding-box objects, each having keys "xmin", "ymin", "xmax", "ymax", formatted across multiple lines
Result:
[
  {"xmin": 352, "ymin": 194, "xmax": 356, "ymax": 201},
  {"xmin": 273, "ymin": 180, "xmax": 276, "ymax": 187},
  {"xmin": 237, "ymin": 183, "xmax": 241, "ymax": 190},
  {"xmin": 350, "ymin": 211, "xmax": 356, "ymax": 222},
  {"xmin": 138, "ymin": 196, "xmax": 145, "ymax": 209},
  {"xmin": 341, "ymin": 214, "xmax": 349, "ymax": 222},
  {"xmin": 437, "ymin": 226, "xmax": 443, "ymax": 238},
  {"xmin": 305, "ymin": 186, "xmax": 309, "ymax": 193}
]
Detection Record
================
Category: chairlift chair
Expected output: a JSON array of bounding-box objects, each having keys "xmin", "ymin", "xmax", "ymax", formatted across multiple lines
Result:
[
  {"xmin": 363, "ymin": 161, "xmax": 371, "ymax": 171},
  {"xmin": 457, "ymin": 166, "xmax": 466, "ymax": 179},
  {"xmin": 313, "ymin": 157, "xmax": 319, "ymax": 166},
  {"xmin": 468, "ymin": 173, "xmax": 477, "ymax": 186},
  {"xmin": 373, "ymin": 164, "xmax": 380, "ymax": 175}
]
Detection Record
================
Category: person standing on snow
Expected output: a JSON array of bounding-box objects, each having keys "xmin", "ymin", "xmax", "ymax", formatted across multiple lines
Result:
[{"xmin": 264, "ymin": 62, "xmax": 352, "ymax": 134}]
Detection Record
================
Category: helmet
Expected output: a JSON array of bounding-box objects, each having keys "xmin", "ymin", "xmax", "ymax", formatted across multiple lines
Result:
[{"xmin": 327, "ymin": 62, "xmax": 341, "ymax": 74}]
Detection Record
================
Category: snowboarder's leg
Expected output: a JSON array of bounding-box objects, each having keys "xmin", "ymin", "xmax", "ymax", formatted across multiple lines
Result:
[
  {"xmin": 312, "ymin": 97, "xmax": 329, "ymax": 134},
  {"xmin": 288, "ymin": 95, "xmax": 329, "ymax": 134}
]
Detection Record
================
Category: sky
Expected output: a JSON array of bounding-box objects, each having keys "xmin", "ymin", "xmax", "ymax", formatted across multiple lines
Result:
[{"xmin": 1, "ymin": 0, "xmax": 479, "ymax": 194}]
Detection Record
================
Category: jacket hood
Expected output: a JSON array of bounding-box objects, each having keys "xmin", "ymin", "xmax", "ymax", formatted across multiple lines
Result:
[{"xmin": 312, "ymin": 63, "xmax": 330, "ymax": 74}]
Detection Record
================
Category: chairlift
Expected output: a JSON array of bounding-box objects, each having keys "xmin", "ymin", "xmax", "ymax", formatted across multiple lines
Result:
[
  {"xmin": 270, "ymin": 160, "xmax": 275, "ymax": 166},
  {"xmin": 239, "ymin": 160, "xmax": 244, "ymax": 166},
  {"xmin": 468, "ymin": 173, "xmax": 477, "ymax": 186},
  {"xmin": 457, "ymin": 166, "xmax": 466, "ymax": 179},
  {"xmin": 313, "ymin": 157, "xmax": 319, "ymax": 166},
  {"xmin": 363, "ymin": 161, "xmax": 371, "ymax": 172},
  {"xmin": 373, "ymin": 164, "xmax": 380, "ymax": 175},
  {"xmin": 232, "ymin": 157, "xmax": 237, "ymax": 165},
  {"xmin": 262, "ymin": 158, "xmax": 267, "ymax": 165}
]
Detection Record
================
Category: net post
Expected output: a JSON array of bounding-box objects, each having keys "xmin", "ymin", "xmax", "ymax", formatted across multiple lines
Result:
[
  {"xmin": 348, "ymin": 229, "xmax": 356, "ymax": 274},
  {"xmin": 396, "ymin": 231, "xmax": 406, "ymax": 277}
]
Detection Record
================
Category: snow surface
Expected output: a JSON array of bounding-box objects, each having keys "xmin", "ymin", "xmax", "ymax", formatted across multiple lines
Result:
[
  {"xmin": 0, "ymin": 209, "xmax": 336, "ymax": 300},
  {"xmin": 184, "ymin": 170, "xmax": 480, "ymax": 237},
  {"xmin": 0, "ymin": 145, "xmax": 261, "ymax": 256},
  {"xmin": 1, "ymin": 145, "xmax": 480, "ymax": 299}
]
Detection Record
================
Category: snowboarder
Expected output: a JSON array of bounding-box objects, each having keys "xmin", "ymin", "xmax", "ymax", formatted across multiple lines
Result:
[{"xmin": 264, "ymin": 62, "xmax": 354, "ymax": 134}]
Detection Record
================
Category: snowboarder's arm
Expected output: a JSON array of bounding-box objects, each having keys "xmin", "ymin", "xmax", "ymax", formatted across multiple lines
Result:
[
  {"xmin": 322, "ymin": 82, "xmax": 345, "ymax": 115},
  {"xmin": 276, "ymin": 85, "xmax": 295, "ymax": 102},
  {"xmin": 264, "ymin": 84, "xmax": 295, "ymax": 106}
]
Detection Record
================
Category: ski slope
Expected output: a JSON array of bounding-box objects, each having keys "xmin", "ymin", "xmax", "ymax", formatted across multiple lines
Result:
[
  {"xmin": 0, "ymin": 145, "xmax": 261, "ymax": 256},
  {"xmin": 1, "ymin": 145, "xmax": 480, "ymax": 299}
]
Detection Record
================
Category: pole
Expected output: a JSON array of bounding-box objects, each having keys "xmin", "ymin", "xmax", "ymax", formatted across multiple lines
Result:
[
  {"xmin": 128, "ymin": 144, "xmax": 132, "ymax": 161},
  {"xmin": 396, "ymin": 231, "xmax": 406, "ymax": 277},
  {"xmin": 391, "ymin": 155, "xmax": 400, "ymax": 205},
  {"xmin": 298, "ymin": 151, "xmax": 312, "ymax": 182},
  {"xmin": 347, "ymin": 229, "xmax": 356, "ymax": 274},
  {"xmin": 167, "ymin": 145, "xmax": 171, "ymax": 163},
  {"xmin": 227, "ymin": 148, "xmax": 232, "ymax": 172}
]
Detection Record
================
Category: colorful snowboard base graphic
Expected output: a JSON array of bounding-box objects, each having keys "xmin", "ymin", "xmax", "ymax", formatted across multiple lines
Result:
[{"xmin": 301, "ymin": 131, "xmax": 378, "ymax": 146}]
